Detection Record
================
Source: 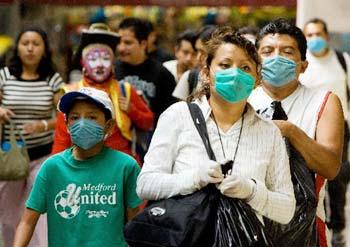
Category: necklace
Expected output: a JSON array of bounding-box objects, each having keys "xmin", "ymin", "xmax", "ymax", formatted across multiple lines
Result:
[{"xmin": 211, "ymin": 108, "xmax": 245, "ymax": 175}]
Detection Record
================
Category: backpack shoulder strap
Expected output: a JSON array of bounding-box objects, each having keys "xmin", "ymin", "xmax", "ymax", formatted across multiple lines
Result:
[
  {"xmin": 335, "ymin": 50, "xmax": 347, "ymax": 73},
  {"xmin": 335, "ymin": 50, "xmax": 350, "ymax": 102},
  {"xmin": 187, "ymin": 102, "xmax": 216, "ymax": 161},
  {"xmin": 188, "ymin": 69, "xmax": 200, "ymax": 95}
]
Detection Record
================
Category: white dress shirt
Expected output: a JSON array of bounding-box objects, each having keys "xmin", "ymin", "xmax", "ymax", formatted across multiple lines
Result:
[{"xmin": 137, "ymin": 97, "xmax": 295, "ymax": 224}]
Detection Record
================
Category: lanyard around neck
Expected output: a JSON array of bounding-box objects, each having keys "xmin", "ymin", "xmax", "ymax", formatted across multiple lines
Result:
[{"xmin": 211, "ymin": 109, "xmax": 245, "ymax": 173}]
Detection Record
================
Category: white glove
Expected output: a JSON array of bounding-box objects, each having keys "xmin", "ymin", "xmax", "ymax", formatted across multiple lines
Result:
[
  {"xmin": 218, "ymin": 174, "xmax": 256, "ymax": 200},
  {"xmin": 194, "ymin": 160, "xmax": 224, "ymax": 189}
]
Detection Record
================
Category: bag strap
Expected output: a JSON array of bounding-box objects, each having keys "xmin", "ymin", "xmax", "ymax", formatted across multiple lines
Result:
[
  {"xmin": 8, "ymin": 121, "xmax": 25, "ymax": 143},
  {"xmin": 335, "ymin": 50, "xmax": 347, "ymax": 73},
  {"xmin": 188, "ymin": 69, "xmax": 199, "ymax": 95},
  {"xmin": 335, "ymin": 50, "xmax": 350, "ymax": 102},
  {"xmin": 187, "ymin": 102, "xmax": 216, "ymax": 161}
]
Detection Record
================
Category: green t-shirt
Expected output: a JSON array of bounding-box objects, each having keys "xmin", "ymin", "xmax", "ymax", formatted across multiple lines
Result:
[{"xmin": 26, "ymin": 147, "xmax": 142, "ymax": 247}]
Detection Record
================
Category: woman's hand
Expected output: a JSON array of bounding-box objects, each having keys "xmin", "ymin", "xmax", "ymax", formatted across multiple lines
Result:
[
  {"xmin": 0, "ymin": 107, "xmax": 15, "ymax": 123},
  {"xmin": 217, "ymin": 175, "xmax": 255, "ymax": 200},
  {"xmin": 23, "ymin": 121, "xmax": 46, "ymax": 134},
  {"xmin": 195, "ymin": 160, "xmax": 224, "ymax": 189}
]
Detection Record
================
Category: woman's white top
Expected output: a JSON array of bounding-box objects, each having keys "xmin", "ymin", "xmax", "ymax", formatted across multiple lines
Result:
[
  {"xmin": 249, "ymin": 84, "xmax": 330, "ymax": 224},
  {"xmin": 137, "ymin": 97, "xmax": 295, "ymax": 224}
]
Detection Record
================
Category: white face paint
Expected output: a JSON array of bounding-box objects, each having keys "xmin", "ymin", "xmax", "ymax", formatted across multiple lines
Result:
[{"xmin": 82, "ymin": 46, "xmax": 113, "ymax": 83}]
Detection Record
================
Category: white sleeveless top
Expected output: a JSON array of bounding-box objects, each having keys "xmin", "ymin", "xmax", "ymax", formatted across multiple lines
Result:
[
  {"xmin": 249, "ymin": 84, "xmax": 328, "ymax": 139},
  {"xmin": 249, "ymin": 84, "xmax": 331, "ymax": 245},
  {"xmin": 299, "ymin": 49, "xmax": 350, "ymax": 119}
]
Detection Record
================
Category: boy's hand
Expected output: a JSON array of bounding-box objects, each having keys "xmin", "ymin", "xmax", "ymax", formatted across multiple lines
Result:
[
  {"xmin": 119, "ymin": 96, "xmax": 130, "ymax": 113},
  {"xmin": 13, "ymin": 208, "xmax": 41, "ymax": 247},
  {"xmin": 127, "ymin": 207, "xmax": 140, "ymax": 221}
]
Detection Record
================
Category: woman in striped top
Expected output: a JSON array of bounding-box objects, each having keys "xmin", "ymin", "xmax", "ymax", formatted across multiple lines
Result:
[{"xmin": 0, "ymin": 27, "xmax": 63, "ymax": 247}]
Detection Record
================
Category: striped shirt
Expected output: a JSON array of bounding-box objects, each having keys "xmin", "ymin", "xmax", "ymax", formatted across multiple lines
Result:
[{"xmin": 0, "ymin": 67, "xmax": 63, "ymax": 149}]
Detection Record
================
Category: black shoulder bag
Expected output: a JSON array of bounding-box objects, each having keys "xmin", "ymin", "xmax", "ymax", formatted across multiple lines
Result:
[{"xmin": 124, "ymin": 103, "xmax": 218, "ymax": 247}]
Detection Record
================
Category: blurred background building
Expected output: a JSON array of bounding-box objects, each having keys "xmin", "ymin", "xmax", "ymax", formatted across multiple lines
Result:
[
  {"xmin": 0, "ymin": 0, "xmax": 348, "ymax": 82},
  {"xmin": 0, "ymin": 0, "xmax": 298, "ymax": 82}
]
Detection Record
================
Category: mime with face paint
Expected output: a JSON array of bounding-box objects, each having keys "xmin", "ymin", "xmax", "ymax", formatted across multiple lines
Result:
[
  {"xmin": 52, "ymin": 24, "xmax": 154, "ymax": 162},
  {"xmin": 249, "ymin": 19, "xmax": 344, "ymax": 246}
]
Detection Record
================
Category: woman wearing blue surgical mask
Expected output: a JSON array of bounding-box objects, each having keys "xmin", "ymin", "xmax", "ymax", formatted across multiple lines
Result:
[{"xmin": 137, "ymin": 26, "xmax": 295, "ymax": 227}]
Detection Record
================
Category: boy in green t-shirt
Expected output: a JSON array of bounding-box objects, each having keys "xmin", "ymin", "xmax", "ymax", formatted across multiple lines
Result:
[{"xmin": 13, "ymin": 87, "xmax": 142, "ymax": 247}]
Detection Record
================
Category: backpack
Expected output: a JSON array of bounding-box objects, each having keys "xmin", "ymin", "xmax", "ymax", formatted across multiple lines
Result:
[{"xmin": 335, "ymin": 50, "xmax": 350, "ymax": 101}]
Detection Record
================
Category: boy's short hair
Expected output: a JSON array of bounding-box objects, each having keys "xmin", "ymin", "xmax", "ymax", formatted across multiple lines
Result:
[{"xmin": 58, "ymin": 87, "xmax": 115, "ymax": 120}]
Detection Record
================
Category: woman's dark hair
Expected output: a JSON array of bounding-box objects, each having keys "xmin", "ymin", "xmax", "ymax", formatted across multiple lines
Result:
[
  {"xmin": 8, "ymin": 27, "xmax": 56, "ymax": 79},
  {"xmin": 190, "ymin": 26, "xmax": 260, "ymax": 101},
  {"xmin": 197, "ymin": 25, "xmax": 217, "ymax": 43},
  {"xmin": 256, "ymin": 18, "xmax": 307, "ymax": 61}
]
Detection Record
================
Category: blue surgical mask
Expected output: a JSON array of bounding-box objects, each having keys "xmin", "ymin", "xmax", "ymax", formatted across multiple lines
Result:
[
  {"xmin": 262, "ymin": 55, "xmax": 297, "ymax": 87},
  {"xmin": 307, "ymin": 37, "xmax": 327, "ymax": 54},
  {"xmin": 214, "ymin": 68, "xmax": 255, "ymax": 103},
  {"xmin": 69, "ymin": 119, "xmax": 105, "ymax": 150}
]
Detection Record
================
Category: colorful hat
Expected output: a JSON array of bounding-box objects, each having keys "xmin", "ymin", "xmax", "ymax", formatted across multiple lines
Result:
[{"xmin": 73, "ymin": 23, "xmax": 120, "ymax": 64}]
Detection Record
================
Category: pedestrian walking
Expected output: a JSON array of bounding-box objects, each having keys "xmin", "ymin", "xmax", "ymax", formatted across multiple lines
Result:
[
  {"xmin": 13, "ymin": 87, "xmax": 142, "ymax": 247},
  {"xmin": 0, "ymin": 27, "xmax": 64, "ymax": 247}
]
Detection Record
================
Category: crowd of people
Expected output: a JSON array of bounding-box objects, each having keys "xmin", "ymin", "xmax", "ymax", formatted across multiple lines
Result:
[{"xmin": 0, "ymin": 15, "xmax": 348, "ymax": 247}]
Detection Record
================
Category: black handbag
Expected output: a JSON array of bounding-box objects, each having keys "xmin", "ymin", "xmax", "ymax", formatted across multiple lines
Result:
[{"xmin": 124, "ymin": 103, "xmax": 218, "ymax": 247}]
